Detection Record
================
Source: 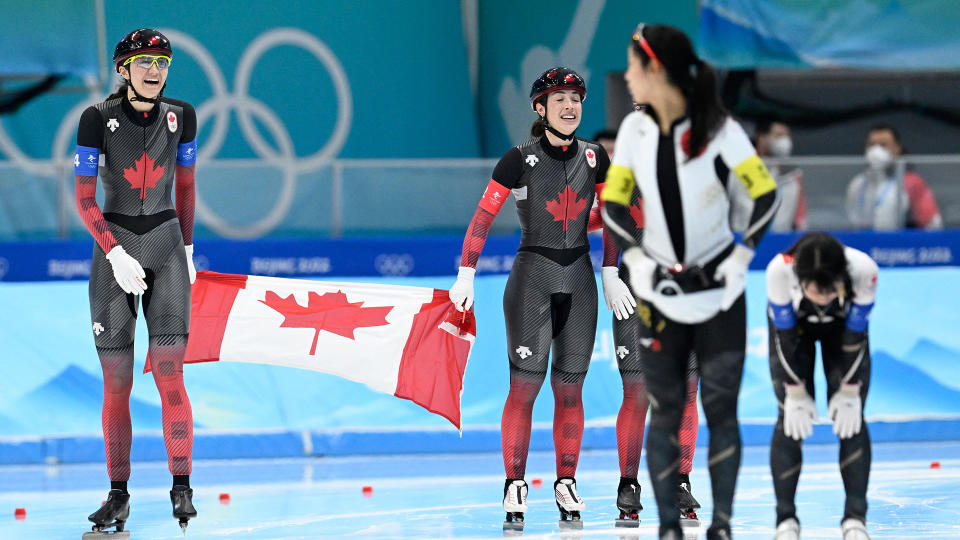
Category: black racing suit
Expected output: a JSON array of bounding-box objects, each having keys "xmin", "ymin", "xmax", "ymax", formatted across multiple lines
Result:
[
  {"xmin": 458, "ymin": 136, "xmax": 608, "ymax": 480},
  {"xmin": 75, "ymin": 95, "xmax": 196, "ymax": 482},
  {"xmin": 767, "ymin": 254, "xmax": 873, "ymax": 528}
]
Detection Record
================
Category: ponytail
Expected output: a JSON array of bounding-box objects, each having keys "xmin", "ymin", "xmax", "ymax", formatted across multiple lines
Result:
[
  {"xmin": 686, "ymin": 58, "xmax": 726, "ymax": 160},
  {"xmin": 529, "ymin": 96, "xmax": 547, "ymax": 137},
  {"xmin": 106, "ymin": 82, "xmax": 128, "ymax": 102},
  {"xmin": 106, "ymin": 73, "xmax": 129, "ymax": 102}
]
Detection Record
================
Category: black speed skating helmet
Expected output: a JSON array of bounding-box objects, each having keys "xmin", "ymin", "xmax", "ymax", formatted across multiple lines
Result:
[
  {"xmin": 113, "ymin": 28, "xmax": 172, "ymax": 72},
  {"xmin": 529, "ymin": 67, "xmax": 586, "ymax": 111}
]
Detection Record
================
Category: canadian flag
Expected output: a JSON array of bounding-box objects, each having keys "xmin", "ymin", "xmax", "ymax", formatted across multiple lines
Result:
[{"xmin": 146, "ymin": 271, "xmax": 476, "ymax": 429}]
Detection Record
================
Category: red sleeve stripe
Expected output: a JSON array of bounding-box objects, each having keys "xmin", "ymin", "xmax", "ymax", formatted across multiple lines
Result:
[
  {"xmin": 477, "ymin": 179, "xmax": 511, "ymax": 215},
  {"xmin": 175, "ymin": 164, "xmax": 196, "ymax": 245},
  {"xmin": 75, "ymin": 175, "xmax": 117, "ymax": 253}
]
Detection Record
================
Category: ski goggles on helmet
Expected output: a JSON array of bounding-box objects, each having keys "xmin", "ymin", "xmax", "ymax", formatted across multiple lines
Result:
[
  {"xmin": 123, "ymin": 54, "xmax": 172, "ymax": 70},
  {"xmin": 632, "ymin": 24, "xmax": 662, "ymax": 65}
]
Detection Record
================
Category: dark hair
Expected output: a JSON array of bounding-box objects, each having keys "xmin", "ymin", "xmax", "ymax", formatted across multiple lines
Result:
[
  {"xmin": 106, "ymin": 80, "xmax": 129, "ymax": 102},
  {"xmin": 632, "ymin": 25, "xmax": 726, "ymax": 158},
  {"xmin": 867, "ymin": 122, "xmax": 900, "ymax": 144},
  {"xmin": 530, "ymin": 95, "xmax": 548, "ymax": 137},
  {"xmin": 786, "ymin": 232, "xmax": 852, "ymax": 299},
  {"xmin": 593, "ymin": 129, "xmax": 617, "ymax": 142}
]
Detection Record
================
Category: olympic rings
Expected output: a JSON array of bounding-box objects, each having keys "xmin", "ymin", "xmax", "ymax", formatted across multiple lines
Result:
[{"xmin": 0, "ymin": 27, "xmax": 353, "ymax": 239}]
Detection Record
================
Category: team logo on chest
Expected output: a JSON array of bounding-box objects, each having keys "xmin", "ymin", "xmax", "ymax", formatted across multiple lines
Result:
[
  {"xmin": 123, "ymin": 152, "xmax": 165, "ymax": 195},
  {"xmin": 545, "ymin": 186, "xmax": 588, "ymax": 231},
  {"xmin": 107, "ymin": 118, "xmax": 119, "ymax": 132},
  {"xmin": 166, "ymin": 111, "xmax": 178, "ymax": 133},
  {"xmin": 525, "ymin": 154, "xmax": 539, "ymax": 167},
  {"xmin": 585, "ymin": 148, "xmax": 596, "ymax": 168}
]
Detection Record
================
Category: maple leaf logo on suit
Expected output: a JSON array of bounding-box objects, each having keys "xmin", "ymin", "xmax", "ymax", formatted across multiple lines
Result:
[
  {"xmin": 545, "ymin": 186, "xmax": 587, "ymax": 230},
  {"xmin": 123, "ymin": 152, "xmax": 165, "ymax": 196}
]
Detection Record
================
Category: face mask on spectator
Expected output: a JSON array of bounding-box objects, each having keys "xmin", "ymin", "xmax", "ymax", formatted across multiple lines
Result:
[
  {"xmin": 769, "ymin": 135, "xmax": 792, "ymax": 157},
  {"xmin": 866, "ymin": 144, "xmax": 893, "ymax": 171}
]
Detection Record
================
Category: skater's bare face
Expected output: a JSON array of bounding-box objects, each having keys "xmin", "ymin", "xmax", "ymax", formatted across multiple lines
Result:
[
  {"xmin": 120, "ymin": 56, "xmax": 169, "ymax": 100},
  {"xmin": 624, "ymin": 47, "xmax": 663, "ymax": 105},
  {"xmin": 535, "ymin": 90, "xmax": 582, "ymax": 137}
]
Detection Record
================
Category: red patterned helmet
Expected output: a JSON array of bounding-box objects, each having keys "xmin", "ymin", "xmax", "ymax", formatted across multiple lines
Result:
[
  {"xmin": 113, "ymin": 28, "xmax": 172, "ymax": 72},
  {"xmin": 529, "ymin": 67, "xmax": 586, "ymax": 111}
]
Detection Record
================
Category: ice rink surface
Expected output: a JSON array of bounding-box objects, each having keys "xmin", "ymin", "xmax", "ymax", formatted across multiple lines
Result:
[{"xmin": 2, "ymin": 441, "xmax": 958, "ymax": 539}]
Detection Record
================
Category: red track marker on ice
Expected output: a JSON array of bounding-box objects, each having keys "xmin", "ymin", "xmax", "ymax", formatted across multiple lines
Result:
[
  {"xmin": 219, "ymin": 493, "xmax": 231, "ymax": 504},
  {"xmin": 14, "ymin": 508, "xmax": 26, "ymax": 521},
  {"xmin": 931, "ymin": 461, "xmax": 941, "ymax": 469},
  {"xmin": 362, "ymin": 486, "xmax": 373, "ymax": 497},
  {"xmin": 531, "ymin": 478, "xmax": 542, "ymax": 489}
]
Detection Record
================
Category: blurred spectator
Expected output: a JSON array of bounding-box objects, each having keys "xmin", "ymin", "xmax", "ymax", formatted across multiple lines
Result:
[
  {"xmin": 846, "ymin": 124, "xmax": 943, "ymax": 230},
  {"xmin": 593, "ymin": 129, "xmax": 617, "ymax": 160},
  {"xmin": 754, "ymin": 118, "xmax": 807, "ymax": 231},
  {"xmin": 730, "ymin": 117, "xmax": 807, "ymax": 232}
]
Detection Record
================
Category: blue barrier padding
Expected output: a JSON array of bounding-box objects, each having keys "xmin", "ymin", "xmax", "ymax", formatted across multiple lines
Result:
[
  {"xmin": 194, "ymin": 432, "xmax": 305, "ymax": 460},
  {"xmin": 3, "ymin": 418, "xmax": 957, "ymax": 465},
  {"xmin": 2, "ymin": 230, "xmax": 959, "ymax": 282}
]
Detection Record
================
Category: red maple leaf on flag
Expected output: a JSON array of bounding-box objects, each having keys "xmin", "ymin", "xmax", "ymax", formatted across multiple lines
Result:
[
  {"xmin": 545, "ymin": 186, "xmax": 588, "ymax": 230},
  {"xmin": 123, "ymin": 152, "xmax": 165, "ymax": 194},
  {"xmin": 629, "ymin": 200, "xmax": 645, "ymax": 229},
  {"xmin": 260, "ymin": 290, "xmax": 393, "ymax": 355}
]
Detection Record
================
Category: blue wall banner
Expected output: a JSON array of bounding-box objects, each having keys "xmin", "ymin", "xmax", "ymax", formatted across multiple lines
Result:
[{"xmin": 2, "ymin": 230, "xmax": 958, "ymax": 283}]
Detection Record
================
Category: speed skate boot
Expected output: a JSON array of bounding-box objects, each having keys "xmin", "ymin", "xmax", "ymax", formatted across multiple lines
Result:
[
  {"xmin": 841, "ymin": 518, "xmax": 870, "ymax": 540},
  {"xmin": 84, "ymin": 489, "xmax": 131, "ymax": 538},
  {"xmin": 676, "ymin": 473, "xmax": 701, "ymax": 528},
  {"xmin": 554, "ymin": 477, "xmax": 585, "ymax": 529},
  {"xmin": 774, "ymin": 517, "xmax": 800, "ymax": 540},
  {"xmin": 615, "ymin": 477, "xmax": 642, "ymax": 528},
  {"xmin": 503, "ymin": 479, "xmax": 528, "ymax": 533},
  {"xmin": 170, "ymin": 485, "xmax": 197, "ymax": 534}
]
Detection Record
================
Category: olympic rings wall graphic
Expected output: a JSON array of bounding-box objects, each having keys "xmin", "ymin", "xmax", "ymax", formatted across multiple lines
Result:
[{"xmin": 0, "ymin": 28, "xmax": 353, "ymax": 239}]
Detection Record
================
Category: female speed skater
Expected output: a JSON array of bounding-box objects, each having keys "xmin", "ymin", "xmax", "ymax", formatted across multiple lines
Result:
[
  {"xmin": 448, "ymin": 67, "xmax": 630, "ymax": 530},
  {"xmin": 76, "ymin": 28, "xmax": 198, "ymax": 536},
  {"xmin": 767, "ymin": 232, "xmax": 877, "ymax": 540}
]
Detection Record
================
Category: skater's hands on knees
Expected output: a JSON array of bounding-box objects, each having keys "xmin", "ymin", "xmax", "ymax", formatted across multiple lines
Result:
[
  {"xmin": 714, "ymin": 243, "xmax": 754, "ymax": 311},
  {"xmin": 621, "ymin": 247, "xmax": 656, "ymax": 299},
  {"xmin": 601, "ymin": 266, "xmax": 636, "ymax": 320},
  {"xmin": 783, "ymin": 382, "xmax": 817, "ymax": 441},
  {"xmin": 828, "ymin": 382, "xmax": 863, "ymax": 439},
  {"xmin": 105, "ymin": 245, "xmax": 147, "ymax": 295},
  {"xmin": 184, "ymin": 244, "xmax": 196, "ymax": 284},
  {"xmin": 449, "ymin": 266, "xmax": 476, "ymax": 312}
]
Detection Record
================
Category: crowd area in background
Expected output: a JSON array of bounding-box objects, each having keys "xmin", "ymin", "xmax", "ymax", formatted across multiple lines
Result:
[{"xmin": 595, "ymin": 119, "xmax": 944, "ymax": 233}]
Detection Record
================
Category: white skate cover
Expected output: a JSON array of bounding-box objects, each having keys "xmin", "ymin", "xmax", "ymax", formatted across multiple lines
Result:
[
  {"xmin": 503, "ymin": 479, "xmax": 528, "ymax": 513},
  {"xmin": 680, "ymin": 516, "xmax": 701, "ymax": 539},
  {"xmin": 774, "ymin": 517, "xmax": 800, "ymax": 540},
  {"xmin": 841, "ymin": 518, "xmax": 870, "ymax": 540},
  {"xmin": 554, "ymin": 478, "xmax": 586, "ymax": 512},
  {"xmin": 82, "ymin": 532, "xmax": 130, "ymax": 539}
]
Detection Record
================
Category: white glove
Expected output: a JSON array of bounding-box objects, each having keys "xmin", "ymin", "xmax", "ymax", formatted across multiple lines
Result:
[
  {"xmin": 714, "ymin": 244, "xmax": 754, "ymax": 311},
  {"xmin": 184, "ymin": 244, "xmax": 196, "ymax": 284},
  {"xmin": 621, "ymin": 247, "xmax": 657, "ymax": 299},
  {"xmin": 783, "ymin": 382, "xmax": 817, "ymax": 441},
  {"xmin": 828, "ymin": 382, "xmax": 863, "ymax": 439},
  {"xmin": 448, "ymin": 266, "xmax": 475, "ymax": 312},
  {"xmin": 105, "ymin": 245, "xmax": 147, "ymax": 295},
  {"xmin": 601, "ymin": 266, "xmax": 636, "ymax": 320}
]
